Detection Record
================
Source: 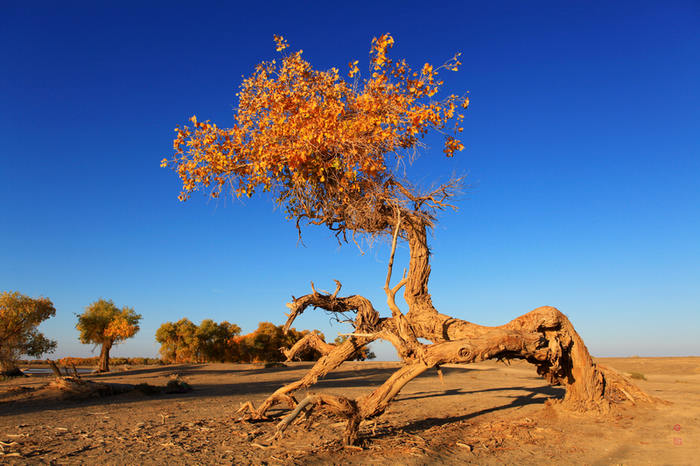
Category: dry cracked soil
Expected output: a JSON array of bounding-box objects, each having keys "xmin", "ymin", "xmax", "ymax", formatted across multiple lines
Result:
[{"xmin": 1, "ymin": 357, "xmax": 698, "ymax": 464}]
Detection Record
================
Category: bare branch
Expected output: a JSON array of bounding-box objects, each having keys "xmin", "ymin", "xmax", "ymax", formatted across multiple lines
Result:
[
  {"xmin": 390, "ymin": 276, "xmax": 408, "ymax": 297},
  {"xmin": 283, "ymin": 284, "xmax": 380, "ymax": 334},
  {"xmin": 331, "ymin": 279, "xmax": 342, "ymax": 299},
  {"xmin": 384, "ymin": 210, "xmax": 402, "ymax": 292},
  {"xmin": 276, "ymin": 395, "xmax": 318, "ymax": 433},
  {"xmin": 384, "ymin": 209, "xmax": 405, "ymax": 318}
]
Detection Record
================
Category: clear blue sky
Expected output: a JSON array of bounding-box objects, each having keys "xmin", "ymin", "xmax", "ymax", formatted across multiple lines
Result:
[{"xmin": 2, "ymin": 1, "xmax": 698, "ymax": 360}]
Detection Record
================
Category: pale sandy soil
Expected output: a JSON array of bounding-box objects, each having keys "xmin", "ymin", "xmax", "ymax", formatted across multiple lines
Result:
[{"xmin": 1, "ymin": 357, "xmax": 698, "ymax": 464}]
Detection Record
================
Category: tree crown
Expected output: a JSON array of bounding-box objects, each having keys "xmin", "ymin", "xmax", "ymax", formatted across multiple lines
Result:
[
  {"xmin": 0, "ymin": 291, "xmax": 57, "ymax": 360},
  {"xmin": 163, "ymin": 34, "xmax": 468, "ymax": 239},
  {"xmin": 76, "ymin": 299, "xmax": 141, "ymax": 345}
]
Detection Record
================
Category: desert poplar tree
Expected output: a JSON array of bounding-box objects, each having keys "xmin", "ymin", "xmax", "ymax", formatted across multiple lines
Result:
[
  {"xmin": 76, "ymin": 299, "xmax": 141, "ymax": 372},
  {"xmin": 163, "ymin": 34, "xmax": 653, "ymax": 445}
]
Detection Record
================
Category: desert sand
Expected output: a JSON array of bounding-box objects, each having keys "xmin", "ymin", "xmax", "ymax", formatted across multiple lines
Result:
[{"xmin": 1, "ymin": 357, "xmax": 698, "ymax": 464}]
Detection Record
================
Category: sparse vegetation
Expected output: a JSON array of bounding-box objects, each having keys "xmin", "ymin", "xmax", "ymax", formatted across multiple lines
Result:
[
  {"xmin": 50, "ymin": 357, "xmax": 161, "ymax": 367},
  {"xmin": 155, "ymin": 319, "xmax": 370, "ymax": 364},
  {"xmin": 629, "ymin": 372, "xmax": 647, "ymax": 380}
]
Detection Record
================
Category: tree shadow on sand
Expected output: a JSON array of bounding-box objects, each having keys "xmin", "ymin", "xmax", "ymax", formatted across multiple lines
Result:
[
  {"xmin": 376, "ymin": 385, "xmax": 565, "ymax": 438},
  {"xmin": 0, "ymin": 365, "xmax": 509, "ymax": 419}
]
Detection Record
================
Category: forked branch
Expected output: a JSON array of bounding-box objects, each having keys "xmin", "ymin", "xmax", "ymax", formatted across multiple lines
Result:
[{"xmin": 384, "ymin": 210, "xmax": 408, "ymax": 317}]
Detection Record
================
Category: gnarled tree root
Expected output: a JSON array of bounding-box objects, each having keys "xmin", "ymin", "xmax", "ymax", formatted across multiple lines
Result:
[{"xmin": 236, "ymin": 282, "xmax": 659, "ymax": 445}]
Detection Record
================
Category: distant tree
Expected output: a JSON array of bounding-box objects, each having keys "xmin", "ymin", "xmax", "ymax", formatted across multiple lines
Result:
[
  {"xmin": 242, "ymin": 322, "xmax": 285, "ymax": 362},
  {"xmin": 76, "ymin": 299, "xmax": 141, "ymax": 372},
  {"xmin": 0, "ymin": 291, "xmax": 57, "ymax": 376},
  {"xmin": 154, "ymin": 321, "xmax": 179, "ymax": 362},
  {"xmin": 156, "ymin": 318, "xmax": 241, "ymax": 363},
  {"xmin": 155, "ymin": 318, "xmax": 198, "ymax": 363},
  {"xmin": 238, "ymin": 323, "xmax": 327, "ymax": 363},
  {"xmin": 156, "ymin": 319, "xmax": 326, "ymax": 363},
  {"xmin": 196, "ymin": 319, "xmax": 242, "ymax": 362}
]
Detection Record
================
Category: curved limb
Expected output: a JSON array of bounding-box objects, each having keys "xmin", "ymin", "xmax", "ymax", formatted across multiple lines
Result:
[
  {"xmin": 272, "ymin": 306, "xmax": 658, "ymax": 445},
  {"xmin": 238, "ymin": 281, "xmax": 382, "ymax": 419},
  {"xmin": 412, "ymin": 306, "xmax": 658, "ymax": 411},
  {"xmin": 281, "ymin": 332, "xmax": 336, "ymax": 361},
  {"xmin": 283, "ymin": 280, "xmax": 380, "ymax": 334},
  {"xmin": 238, "ymin": 335, "xmax": 378, "ymax": 419}
]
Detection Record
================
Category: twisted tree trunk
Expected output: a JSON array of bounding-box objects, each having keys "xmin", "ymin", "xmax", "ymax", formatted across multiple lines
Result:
[{"xmin": 240, "ymin": 217, "xmax": 655, "ymax": 445}]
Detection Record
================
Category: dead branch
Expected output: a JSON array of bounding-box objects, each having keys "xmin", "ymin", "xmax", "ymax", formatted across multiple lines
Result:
[
  {"xmin": 331, "ymin": 279, "xmax": 342, "ymax": 299},
  {"xmin": 281, "ymin": 332, "xmax": 336, "ymax": 361},
  {"xmin": 238, "ymin": 332, "xmax": 379, "ymax": 419},
  {"xmin": 275, "ymin": 393, "xmax": 360, "ymax": 445},
  {"xmin": 283, "ymin": 282, "xmax": 380, "ymax": 335},
  {"xmin": 47, "ymin": 360, "xmax": 63, "ymax": 377},
  {"xmin": 384, "ymin": 209, "xmax": 408, "ymax": 317}
]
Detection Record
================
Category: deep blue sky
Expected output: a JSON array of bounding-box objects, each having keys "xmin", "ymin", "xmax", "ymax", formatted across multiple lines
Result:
[{"xmin": 2, "ymin": 1, "xmax": 698, "ymax": 360}]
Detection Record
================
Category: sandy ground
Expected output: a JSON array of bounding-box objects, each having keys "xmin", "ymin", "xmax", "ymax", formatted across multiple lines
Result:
[{"xmin": 1, "ymin": 357, "xmax": 698, "ymax": 464}]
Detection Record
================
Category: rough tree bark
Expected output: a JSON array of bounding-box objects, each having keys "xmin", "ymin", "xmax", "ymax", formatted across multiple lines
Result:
[
  {"xmin": 238, "ymin": 212, "xmax": 655, "ymax": 445},
  {"xmin": 97, "ymin": 340, "xmax": 112, "ymax": 373}
]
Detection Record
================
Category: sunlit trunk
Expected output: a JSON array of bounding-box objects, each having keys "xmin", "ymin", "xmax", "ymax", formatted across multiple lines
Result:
[{"xmin": 98, "ymin": 340, "xmax": 112, "ymax": 372}]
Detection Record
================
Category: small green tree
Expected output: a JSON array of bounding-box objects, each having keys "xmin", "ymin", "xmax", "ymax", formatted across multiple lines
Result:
[
  {"xmin": 0, "ymin": 291, "xmax": 57, "ymax": 376},
  {"xmin": 156, "ymin": 318, "xmax": 243, "ymax": 363},
  {"xmin": 76, "ymin": 299, "xmax": 141, "ymax": 372},
  {"xmin": 155, "ymin": 318, "xmax": 200, "ymax": 363},
  {"xmin": 245, "ymin": 322, "xmax": 284, "ymax": 362},
  {"xmin": 155, "ymin": 320, "xmax": 180, "ymax": 362},
  {"xmin": 196, "ymin": 319, "xmax": 241, "ymax": 362}
]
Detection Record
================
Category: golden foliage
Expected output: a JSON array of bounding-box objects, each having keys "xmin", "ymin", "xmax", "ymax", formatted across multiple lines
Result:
[
  {"xmin": 163, "ymin": 34, "xmax": 468, "ymax": 235},
  {"xmin": 0, "ymin": 291, "xmax": 57, "ymax": 367},
  {"xmin": 76, "ymin": 299, "xmax": 141, "ymax": 345},
  {"xmin": 104, "ymin": 316, "xmax": 139, "ymax": 340}
]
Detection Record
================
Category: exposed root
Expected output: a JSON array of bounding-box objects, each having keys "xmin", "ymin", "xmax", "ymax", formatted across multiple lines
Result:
[
  {"xmin": 236, "ymin": 401, "xmax": 263, "ymax": 419},
  {"xmin": 275, "ymin": 394, "xmax": 360, "ymax": 445},
  {"xmin": 597, "ymin": 364, "xmax": 668, "ymax": 406},
  {"xmin": 241, "ymin": 298, "xmax": 658, "ymax": 445},
  {"xmin": 237, "ymin": 285, "xmax": 381, "ymax": 420}
]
